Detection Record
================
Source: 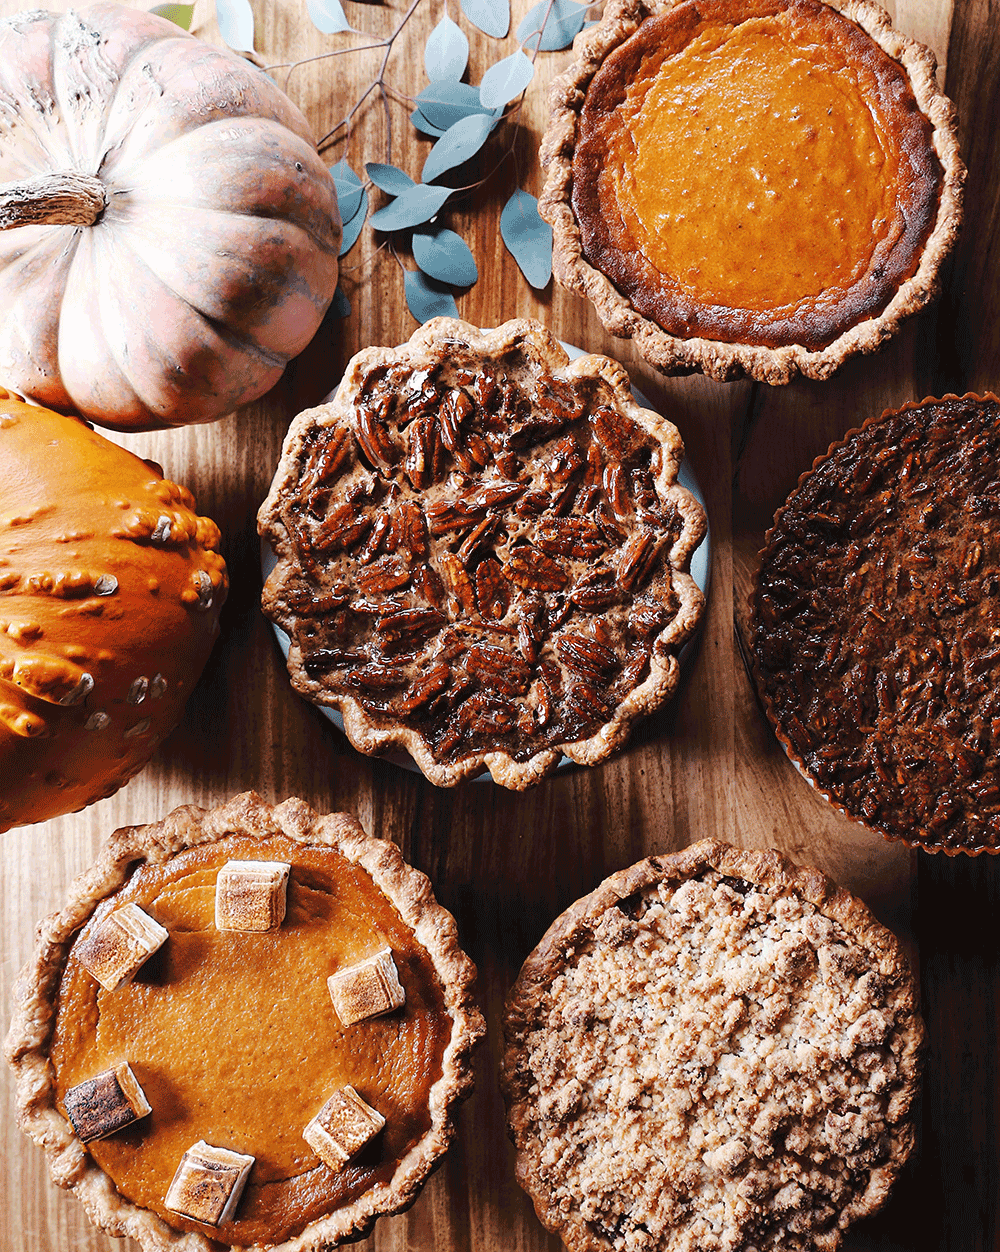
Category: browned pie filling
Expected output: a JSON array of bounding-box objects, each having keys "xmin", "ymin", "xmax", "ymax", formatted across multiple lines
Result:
[
  {"xmin": 50, "ymin": 833, "xmax": 452, "ymax": 1244},
  {"xmin": 572, "ymin": 0, "xmax": 943, "ymax": 351},
  {"xmin": 752, "ymin": 395, "xmax": 1000, "ymax": 853},
  {"xmin": 263, "ymin": 336, "xmax": 702, "ymax": 771}
]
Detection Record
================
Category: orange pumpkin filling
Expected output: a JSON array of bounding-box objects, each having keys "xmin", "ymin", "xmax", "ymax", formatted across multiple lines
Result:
[
  {"xmin": 50, "ymin": 833, "xmax": 451, "ymax": 1245},
  {"xmin": 572, "ymin": 0, "xmax": 943, "ymax": 350}
]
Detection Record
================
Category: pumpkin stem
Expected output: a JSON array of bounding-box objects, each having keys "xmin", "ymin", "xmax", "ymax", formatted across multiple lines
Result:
[{"xmin": 0, "ymin": 172, "xmax": 107, "ymax": 230}]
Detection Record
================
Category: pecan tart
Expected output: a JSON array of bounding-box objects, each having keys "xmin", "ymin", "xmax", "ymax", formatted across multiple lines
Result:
[
  {"xmin": 257, "ymin": 318, "xmax": 706, "ymax": 789},
  {"xmin": 5, "ymin": 792, "xmax": 484, "ymax": 1251},
  {"xmin": 502, "ymin": 840, "xmax": 924, "ymax": 1252},
  {"xmin": 541, "ymin": 0, "xmax": 964, "ymax": 384},
  {"xmin": 751, "ymin": 393, "xmax": 1000, "ymax": 856}
]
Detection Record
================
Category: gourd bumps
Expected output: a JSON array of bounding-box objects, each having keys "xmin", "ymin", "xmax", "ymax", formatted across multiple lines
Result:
[
  {"xmin": 0, "ymin": 4, "xmax": 341, "ymax": 431},
  {"xmin": 0, "ymin": 390, "xmax": 227, "ymax": 830}
]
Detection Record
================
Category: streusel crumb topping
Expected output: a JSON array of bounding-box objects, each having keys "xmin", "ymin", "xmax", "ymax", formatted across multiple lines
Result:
[{"xmin": 506, "ymin": 866, "xmax": 921, "ymax": 1252}]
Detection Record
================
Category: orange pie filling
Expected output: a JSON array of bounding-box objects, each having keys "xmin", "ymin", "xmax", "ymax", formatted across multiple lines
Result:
[
  {"xmin": 50, "ymin": 833, "xmax": 452, "ymax": 1246},
  {"xmin": 572, "ymin": 0, "xmax": 943, "ymax": 350}
]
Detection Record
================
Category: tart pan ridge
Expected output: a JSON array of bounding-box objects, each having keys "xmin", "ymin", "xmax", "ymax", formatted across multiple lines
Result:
[{"xmin": 750, "ymin": 393, "xmax": 1000, "ymax": 856}]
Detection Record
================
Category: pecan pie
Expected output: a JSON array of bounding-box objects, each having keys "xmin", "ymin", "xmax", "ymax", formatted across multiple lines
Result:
[
  {"xmin": 502, "ymin": 840, "xmax": 924, "ymax": 1252},
  {"xmin": 5, "ymin": 793, "xmax": 484, "ymax": 1251},
  {"xmin": 257, "ymin": 318, "xmax": 706, "ymax": 788},
  {"xmin": 751, "ymin": 393, "xmax": 1000, "ymax": 855},
  {"xmin": 540, "ymin": 0, "xmax": 964, "ymax": 384}
]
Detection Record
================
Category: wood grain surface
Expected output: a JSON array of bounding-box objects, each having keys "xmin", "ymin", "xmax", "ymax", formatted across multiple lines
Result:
[{"xmin": 3, "ymin": 0, "xmax": 997, "ymax": 1249}]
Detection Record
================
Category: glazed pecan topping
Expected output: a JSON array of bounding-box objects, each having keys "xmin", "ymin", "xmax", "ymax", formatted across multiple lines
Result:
[
  {"xmin": 262, "ymin": 327, "xmax": 705, "ymax": 776},
  {"xmin": 752, "ymin": 395, "xmax": 1000, "ymax": 853}
]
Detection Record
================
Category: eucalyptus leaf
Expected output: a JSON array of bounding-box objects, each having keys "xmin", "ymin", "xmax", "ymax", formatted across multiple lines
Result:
[
  {"xmin": 365, "ymin": 163, "xmax": 415, "ymax": 195},
  {"xmin": 339, "ymin": 188, "xmax": 368, "ymax": 255},
  {"xmin": 412, "ymin": 227, "xmax": 478, "ymax": 286},
  {"xmin": 214, "ymin": 0, "xmax": 254, "ymax": 50},
  {"xmin": 307, "ymin": 0, "xmax": 351, "ymax": 33},
  {"xmin": 370, "ymin": 184, "xmax": 452, "ymax": 232},
  {"xmin": 415, "ymin": 81, "xmax": 499, "ymax": 133},
  {"xmin": 331, "ymin": 286, "xmax": 352, "ymax": 319},
  {"xmin": 516, "ymin": 0, "xmax": 589, "ymax": 50},
  {"xmin": 424, "ymin": 15, "xmax": 469, "ymax": 81},
  {"xmin": 479, "ymin": 49, "xmax": 534, "ymax": 109},
  {"xmin": 421, "ymin": 113, "xmax": 492, "ymax": 183},
  {"xmin": 500, "ymin": 189, "xmax": 552, "ymax": 289},
  {"xmin": 150, "ymin": 3, "xmax": 194, "ymax": 29},
  {"xmin": 330, "ymin": 159, "xmax": 364, "ymax": 223},
  {"xmin": 460, "ymin": 0, "xmax": 510, "ymax": 38},
  {"xmin": 411, "ymin": 109, "xmax": 447, "ymax": 138},
  {"xmin": 405, "ymin": 269, "xmax": 460, "ymax": 323}
]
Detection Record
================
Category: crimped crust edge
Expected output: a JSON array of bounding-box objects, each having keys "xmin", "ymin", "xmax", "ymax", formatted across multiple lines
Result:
[
  {"xmin": 4, "ymin": 791, "xmax": 486, "ymax": 1252},
  {"xmin": 539, "ymin": 0, "xmax": 966, "ymax": 385}
]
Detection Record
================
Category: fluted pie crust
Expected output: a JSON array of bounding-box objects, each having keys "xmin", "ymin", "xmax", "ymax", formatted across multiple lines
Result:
[
  {"xmin": 540, "ymin": 0, "xmax": 964, "ymax": 384},
  {"xmin": 4, "ymin": 793, "xmax": 484, "ymax": 1252},
  {"xmin": 258, "ymin": 318, "xmax": 706, "ymax": 789},
  {"xmin": 501, "ymin": 840, "xmax": 924, "ymax": 1252}
]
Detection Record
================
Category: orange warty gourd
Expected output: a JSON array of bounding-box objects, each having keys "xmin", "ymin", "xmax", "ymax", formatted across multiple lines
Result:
[
  {"xmin": 0, "ymin": 389, "xmax": 228, "ymax": 832},
  {"xmin": 0, "ymin": 4, "xmax": 342, "ymax": 432}
]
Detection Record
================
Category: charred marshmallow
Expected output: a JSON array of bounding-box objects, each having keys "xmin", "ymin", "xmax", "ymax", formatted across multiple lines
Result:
[
  {"xmin": 164, "ymin": 1140, "xmax": 254, "ymax": 1226},
  {"xmin": 328, "ymin": 947, "xmax": 405, "ymax": 1026},
  {"xmin": 215, "ymin": 860, "xmax": 291, "ymax": 932},
  {"xmin": 303, "ymin": 1085, "xmax": 386, "ymax": 1172},
  {"xmin": 74, "ymin": 903, "xmax": 168, "ymax": 992}
]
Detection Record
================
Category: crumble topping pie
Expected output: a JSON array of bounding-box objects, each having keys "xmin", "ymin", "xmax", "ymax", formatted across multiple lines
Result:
[{"xmin": 502, "ymin": 840, "xmax": 924, "ymax": 1252}]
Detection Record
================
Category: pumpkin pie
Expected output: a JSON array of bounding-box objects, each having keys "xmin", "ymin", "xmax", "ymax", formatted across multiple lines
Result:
[
  {"xmin": 258, "ymin": 317, "xmax": 706, "ymax": 789},
  {"xmin": 4, "ymin": 792, "xmax": 484, "ymax": 1251},
  {"xmin": 501, "ymin": 840, "xmax": 924, "ymax": 1251},
  {"xmin": 751, "ymin": 393, "xmax": 1000, "ymax": 855},
  {"xmin": 540, "ymin": 0, "xmax": 964, "ymax": 384}
]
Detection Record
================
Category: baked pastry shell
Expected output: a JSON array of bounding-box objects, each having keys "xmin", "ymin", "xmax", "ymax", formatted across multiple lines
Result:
[
  {"xmin": 501, "ymin": 838, "xmax": 925, "ymax": 1250},
  {"xmin": 258, "ymin": 317, "xmax": 707, "ymax": 790},
  {"xmin": 750, "ymin": 394, "xmax": 1000, "ymax": 857},
  {"xmin": 4, "ymin": 791, "xmax": 485, "ymax": 1251},
  {"xmin": 540, "ymin": 0, "xmax": 965, "ymax": 385}
]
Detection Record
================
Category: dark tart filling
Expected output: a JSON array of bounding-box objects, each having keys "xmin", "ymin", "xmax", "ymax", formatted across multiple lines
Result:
[{"xmin": 752, "ymin": 394, "xmax": 1000, "ymax": 853}]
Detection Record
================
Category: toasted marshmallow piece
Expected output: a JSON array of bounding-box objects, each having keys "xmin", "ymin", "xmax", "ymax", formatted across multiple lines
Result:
[
  {"xmin": 328, "ymin": 947, "xmax": 405, "ymax": 1026},
  {"xmin": 215, "ymin": 860, "xmax": 291, "ymax": 932},
  {"xmin": 74, "ymin": 903, "xmax": 168, "ymax": 991},
  {"xmin": 303, "ymin": 1085, "xmax": 385, "ymax": 1172},
  {"xmin": 63, "ymin": 1061, "xmax": 151, "ymax": 1142},
  {"xmin": 164, "ymin": 1140, "xmax": 254, "ymax": 1226}
]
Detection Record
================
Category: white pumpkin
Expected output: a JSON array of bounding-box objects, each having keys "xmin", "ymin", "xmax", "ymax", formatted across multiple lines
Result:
[{"xmin": 0, "ymin": 4, "xmax": 342, "ymax": 431}]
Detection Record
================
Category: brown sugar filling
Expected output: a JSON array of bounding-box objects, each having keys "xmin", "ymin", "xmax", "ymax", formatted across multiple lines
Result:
[
  {"xmin": 267, "ymin": 343, "xmax": 697, "ymax": 767},
  {"xmin": 753, "ymin": 395, "xmax": 1000, "ymax": 853},
  {"xmin": 50, "ymin": 833, "xmax": 451, "ymax": 1245},
  {"xmin": 572, "ymin": 0, "xmax": 942, "ymax": 350}
]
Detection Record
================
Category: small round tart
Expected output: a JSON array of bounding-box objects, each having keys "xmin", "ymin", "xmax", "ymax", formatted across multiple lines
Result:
[
  {"xmin": 501, "ymin": 840, "xmax": 924, "ymax": 1252},
  {"xmin": 540, "ymin": 0, "xmax": 964, "ymax": 384},
  {"xmin": 751, "ymin": 393, "xmax": 1000, "ymax": 856},
  {"xmin": 257, "ymin": 318, "xmax": 706, "ymax": 790},
  {"xmin": 5, "ymin": 793, "xmax": 484, "ymax": 1251}
]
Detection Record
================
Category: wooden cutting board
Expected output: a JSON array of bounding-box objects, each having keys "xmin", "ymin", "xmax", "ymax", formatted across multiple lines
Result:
[{"xmin": 4, "ymin": 1, "xmax": 999, "ymax": 1249}]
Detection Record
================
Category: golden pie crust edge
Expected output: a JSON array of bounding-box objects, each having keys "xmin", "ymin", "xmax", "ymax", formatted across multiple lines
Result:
[
  {"xmin": 4, "ymin": 791, "xmax": 486, "ymax": 1252},
  {"xmin": 500, "ymin": 838, "xmax": 925, "ymax": 1251},
  {"xmin": 749, "ymin": 392, "xmax": 1000, "ymax": 857},
  {"xmin": 539, "ymin": 0, "xmax": 965, "ymax": 385},
  {"xmin": 258, "ymin": 316, "xmax": 707, "ymax": 789}
]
